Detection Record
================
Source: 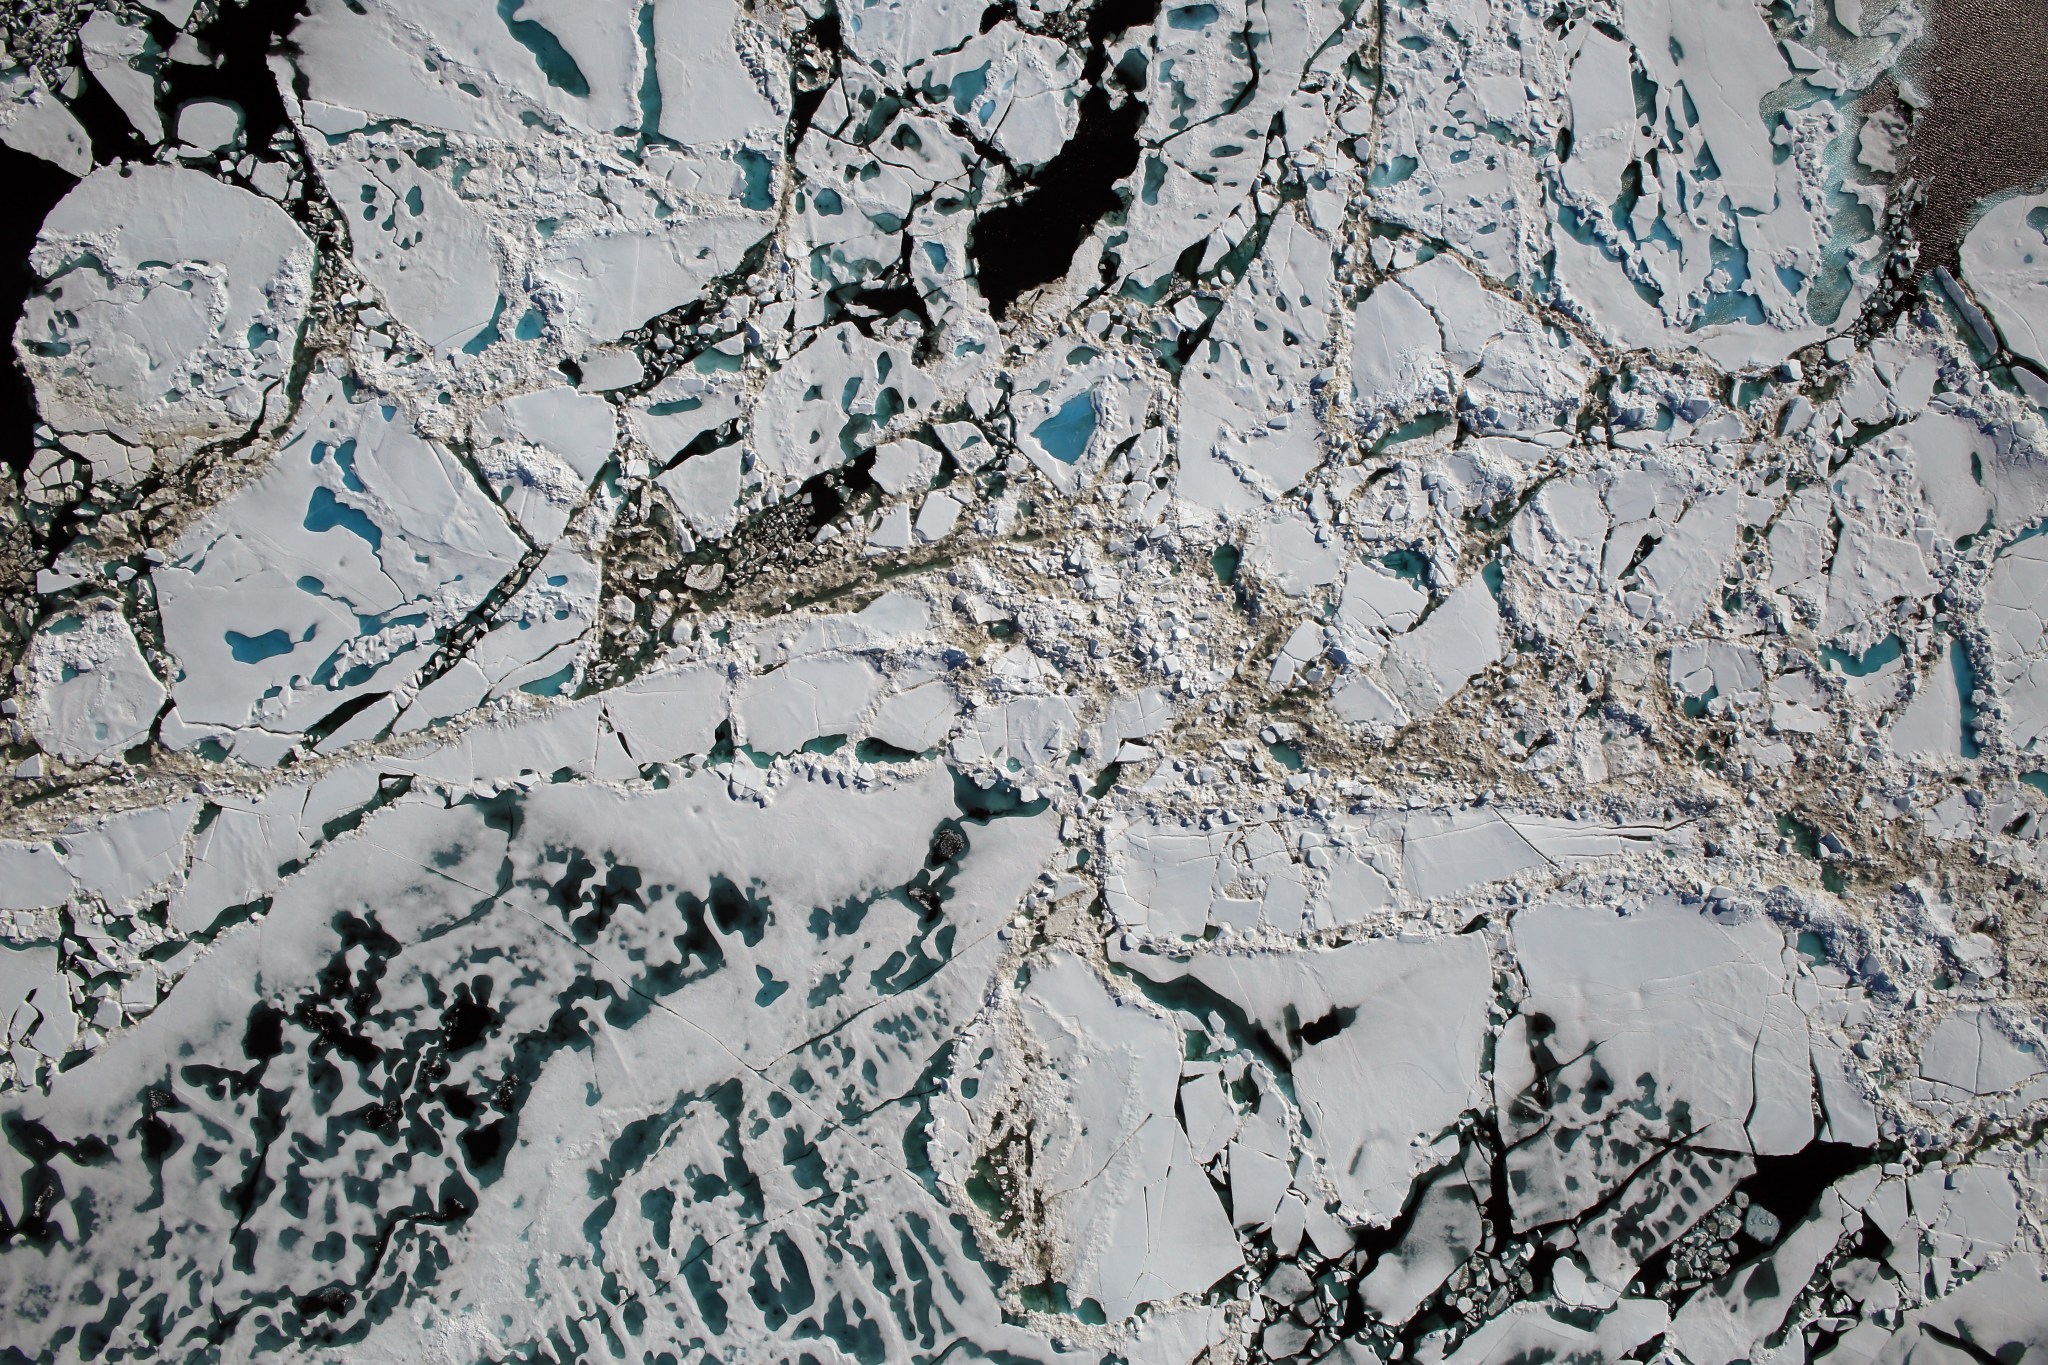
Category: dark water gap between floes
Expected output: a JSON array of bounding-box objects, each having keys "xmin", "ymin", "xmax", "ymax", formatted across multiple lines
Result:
[{"xmin": 967, "ymin": 0, "xmax": 1157, "ymax": 317}]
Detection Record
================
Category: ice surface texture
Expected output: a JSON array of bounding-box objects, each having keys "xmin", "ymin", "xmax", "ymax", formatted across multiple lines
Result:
[{"xmin": 0, "ymin": 0, "xmax": 2045, "ymax": 1361}]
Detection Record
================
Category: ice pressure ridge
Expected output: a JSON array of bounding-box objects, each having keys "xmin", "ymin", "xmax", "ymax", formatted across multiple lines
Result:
[{"xmin": 0, "ymin": 0, "xmax": 2046, "ymax": 1361}]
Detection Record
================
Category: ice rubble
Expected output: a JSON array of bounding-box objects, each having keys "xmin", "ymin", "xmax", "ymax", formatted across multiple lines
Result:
[{"xmin": 2, "ymin": 0, "xmax": 2048, "ymax": 1359}]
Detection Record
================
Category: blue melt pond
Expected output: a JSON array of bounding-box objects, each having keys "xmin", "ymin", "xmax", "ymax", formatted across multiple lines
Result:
[
  {"xmin": 950, "ymin": 62, "xmax": 990, "ymax": 116},
  {"xmin": 226, "ymin": 628, "xmax": 294, "ymax": 663},
  {"xmin": 1032, "ymin": 391, "xmax": 1097, "ymax": 465},
  {"xmin": 305, "ymin": 486, "xmax": 383, "ymax": 551},
  {"xmin": 310, "ymin": 437, "xmax": 365, "ymax": 492}
]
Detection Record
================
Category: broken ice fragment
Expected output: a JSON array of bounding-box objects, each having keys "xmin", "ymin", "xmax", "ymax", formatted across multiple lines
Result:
[
  {"xmin": 867, "ymin": 681, "xmax": 960, "ymax": 754},
  {"xmin": 60, "ymin": 801, "xmax": 197, "ymax": 905},
  {"xmin": 1379, "ymin": 576, "xmax": 1504, "ymax": 721},
  {"xmin": 0, "ymin": 65, "xmax": 91, "ymax": 175},
  {"xmin": 0, "ymin": 842, "xmax": 72, "ymax": 911},
  {"xmin": 19, "ymin": 166, "xmax": 314, "ymax": 483},
  {"xmin": 1918, "ymin": 1006, "xmax": 2046, "ymax": 1095},
  {"xmin": 79, "ymin": 12, "xmax": 164, "ymax": 143},
  {"xmin": 1960, "ymin": 191, "xmax": 2048, "ymax": 372},
  {"xmin": 22, "ymin": 608, "xmax": 166, "ymax": 763},
  {"xmin": 175, "ymin": 99, "xmax": 242, "ymax": 152},
  {"xmin": 1245, "ymin": 510, "xmax": 1342, "ymax": 597}
]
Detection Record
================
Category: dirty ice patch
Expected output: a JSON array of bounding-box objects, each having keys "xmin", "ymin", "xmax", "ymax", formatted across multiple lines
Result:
[{"xmin": 935, "ymin": 951, "xmax": 1243, "ymax": 1321}]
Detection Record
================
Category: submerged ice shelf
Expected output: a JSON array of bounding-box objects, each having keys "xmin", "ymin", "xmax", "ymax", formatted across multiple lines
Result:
[{"xmin": 0, "ymin": 0, "xmax": 2045, "ymax": 1361}]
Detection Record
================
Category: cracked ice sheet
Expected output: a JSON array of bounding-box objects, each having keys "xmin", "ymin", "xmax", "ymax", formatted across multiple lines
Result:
[
  {"xmin": 1120, "ymin": 934, "xmax": 1492, "ymax": 1224},
  {"xmin": 153, "ymin": 375, "xmax": 526, "ymax": 755},
  {"xmin": 1500, "ymin": 898, "xmax": 1824, "ymax": 1233},
  {"xmin": 10, "ymin": 0, "xmax": 2048, "ymax": 1358}
]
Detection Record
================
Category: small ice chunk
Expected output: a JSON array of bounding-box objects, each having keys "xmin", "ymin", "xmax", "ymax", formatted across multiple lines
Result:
[
  {"xmin": 871, "ymin": 438, "xmax": 942, "ymax": 495},
  {"xmin": 1267, "ymin": 621, "xmax": 1324, "ymax": 690},
  {"xmin": 1245, "ymin": 511, "xmax": 1343, "ymax": 596},
  {"xmin": 575, "ymin": 349, "xmax": 646, "ymax": 393},
  {"xmin": 868, "ymin": 505, "xmax": 914, "ymax": 551},
  {"xmin": 914, "ymin": 492, "xmax": 963, "ymax": 542},
  {"xmin": 176, "ymin": 98, "xmax": 242, "ymax": 151}
]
